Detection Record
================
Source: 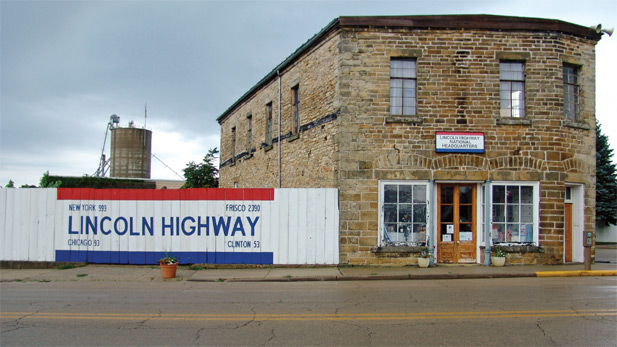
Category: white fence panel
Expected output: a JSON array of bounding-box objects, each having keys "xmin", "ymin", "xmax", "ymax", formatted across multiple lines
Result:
[{"xmin": 0, "ymin": 188, "xmax": 339, "ymax": 265}]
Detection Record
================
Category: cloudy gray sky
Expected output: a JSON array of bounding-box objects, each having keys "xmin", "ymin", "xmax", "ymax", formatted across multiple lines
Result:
[{"xmin": 1, "ymin": 0, "xmax": 615, "ymax": 187}]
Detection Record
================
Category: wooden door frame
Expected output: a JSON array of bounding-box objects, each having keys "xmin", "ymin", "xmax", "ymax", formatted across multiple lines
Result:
[
  {"xmin": 565, "ymin": 202, "xmax": 573, "ymax": 263},
  {"xmin": 436, "ymin": 184, "xmax": 477, "ymax": 264}
]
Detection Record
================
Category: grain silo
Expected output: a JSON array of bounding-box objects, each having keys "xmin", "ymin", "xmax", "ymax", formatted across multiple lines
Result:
[{"xmin": 110, "ymin": 122, "xmax": 152, "ymax": 179}]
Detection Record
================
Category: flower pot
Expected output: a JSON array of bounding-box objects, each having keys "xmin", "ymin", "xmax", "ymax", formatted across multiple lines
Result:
[
  {"xmin": 417, "ymin": 257, "xmax": 430, "ymax": 268},
  {"xmin": 491, "ymin": 256, "xmax": 506, "ymax": 267},
  {"xmin": 160, "ymin": 263, "xmax": 178, "ymax": 278}
]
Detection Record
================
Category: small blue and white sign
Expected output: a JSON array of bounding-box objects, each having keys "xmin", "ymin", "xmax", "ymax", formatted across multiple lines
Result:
[{"xmin": 436, "ymin": 132, "xmax": 485, "ymax": 153}]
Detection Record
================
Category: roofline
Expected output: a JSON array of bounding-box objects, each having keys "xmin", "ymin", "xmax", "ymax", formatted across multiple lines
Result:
[
  {"xmin": 217, "ymin": 14, "xmax": 602, "ymax": 123},
  {"xmin": 217, "ymin": 17, "xmax": 340, "ymax": 123},
  {"xmin": 339, "ymin": 14, "xmax": 602, "ymax": 40}
]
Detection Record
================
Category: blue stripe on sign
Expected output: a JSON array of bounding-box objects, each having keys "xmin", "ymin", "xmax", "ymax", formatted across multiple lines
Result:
[
  {"xmin": 55, "ymin": 251, "xmax": 274, "ymax": 265},
  {"xmin": 436, "ymin": 148, "xmax": 484, "ymax": 153}
]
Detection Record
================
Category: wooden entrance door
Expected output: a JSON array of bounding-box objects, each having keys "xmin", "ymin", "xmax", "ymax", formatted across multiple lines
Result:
[
  {"xmin": 437, "ymin": 184, "xmax": 477, "ymax": 263},
  {"xmin": 565, "ymin": 202, "xmax": 573, "ymax": 262}
]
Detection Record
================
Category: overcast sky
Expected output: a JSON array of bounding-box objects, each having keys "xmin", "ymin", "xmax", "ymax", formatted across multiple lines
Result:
[{"xmin": 1, "ymin": 0, "xmax": 615, "ymax": 187}]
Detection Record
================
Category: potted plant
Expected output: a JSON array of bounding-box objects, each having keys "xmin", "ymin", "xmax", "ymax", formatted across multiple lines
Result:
[
  {"xmin": 159, "ymin": 255, "xmax": 178, "ymax": 279},
  {"xmin": 491, "ymin": 246, "xmax": 507, "ymax": 267},
  {"xmin": 417, "ymin": 250, "xmax": 432, "ymax": 268}
]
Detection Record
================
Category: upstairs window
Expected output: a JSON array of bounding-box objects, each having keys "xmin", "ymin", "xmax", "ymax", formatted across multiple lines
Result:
[
  {"xmin": 563, "ymin": 65, "xmax": 580, "ymax": 120},
  {"xmin": 390, "ymin": 59, "xmax": 417, "ymax": 116},
  {"xmin": 265, "ymin": 102, "xmax": 273, "ymax": 146},
  {"xmin": 231, "ymin": 126, "xmax": 236, "ymax": 162},
  {"xmin": 291, "ymin": 85, "xmax": 300, "ymax": 134},
  {"xmin": 500, "ymin": 62, "xmax": 525, "ymax": 118},
  {"xmin": 246, "ymin": 114, "xmax": 252, "ymax": 152}
]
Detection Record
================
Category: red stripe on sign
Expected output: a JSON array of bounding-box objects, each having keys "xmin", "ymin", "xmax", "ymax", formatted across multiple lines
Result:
[{"xmin": 57, "ymin": 188, "xmax": 275, "ymax": 201}]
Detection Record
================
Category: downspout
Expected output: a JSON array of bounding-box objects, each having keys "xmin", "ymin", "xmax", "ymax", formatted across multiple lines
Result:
[
  {"xmin": 429, "ymin": 179, "xmax": 435, "ymax": 265},
  {"xmin": 484, "ymin": 179, "xmax": 492, "ymax": 265},
  {"xmin": 277, "ymin": 70, "xmax": 282, "ymax": 188}
]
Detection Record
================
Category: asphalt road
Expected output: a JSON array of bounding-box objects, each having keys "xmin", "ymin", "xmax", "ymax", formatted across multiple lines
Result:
[{"xmin": 2, "ymin": 277, "xmax": 616, "ymax": 346}]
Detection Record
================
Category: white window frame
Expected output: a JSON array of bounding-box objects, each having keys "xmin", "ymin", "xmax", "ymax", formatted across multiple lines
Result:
[
  {"xmin": 390, "ymin": 59, "xmax": 417, "ymax": 116},
  {"xmin": 499, "ymin": 61, "xmax": 526, "ymax": 118},
  {"xmin": 378, "ymin": 180, "xmax": 430, "ymax": 247},
  {"xmin": 490, "ymin": 181, "xmax": 540, "ymax": 246},
  {"xmin": 563, "ymin": 64, "xmax": 580, "ymax": 120}
]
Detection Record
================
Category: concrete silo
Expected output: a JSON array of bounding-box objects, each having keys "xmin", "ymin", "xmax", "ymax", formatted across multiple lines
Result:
[{"xmin": 110, "ymin": 123, "xmax": 152, "ymax": 179}]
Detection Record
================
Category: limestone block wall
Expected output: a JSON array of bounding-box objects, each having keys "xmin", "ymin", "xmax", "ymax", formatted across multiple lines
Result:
[
  {"xmin": 336, "ymin": 26, "xmax": 598, "ymax": 265},
  {"xmin": 219, "ymin": 30, "xmax": 341, "ymax": 189}
]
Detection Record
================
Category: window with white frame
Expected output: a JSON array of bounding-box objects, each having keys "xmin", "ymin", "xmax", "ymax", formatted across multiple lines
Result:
[
  {"xmin": 563, "ymin": 65, "xmax": 580, "ymax": 120},
  {"xmin": 380, "ymin": 182, "xmax": 428, "ymax": 246},
  {"xmin": 390, "ymin": 59, "xmax": 417, "ymax": 116},
  {"xmin": 491, "ymin": 183, "xmax": 538, "ymax": 244},
  {"xmin": 500, "ymin": 62, "xmax": 525, "ymax": 118}
]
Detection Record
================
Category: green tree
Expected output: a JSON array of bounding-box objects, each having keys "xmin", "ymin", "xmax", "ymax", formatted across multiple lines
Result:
[
  {"xmin": 5, "ymin": 180, "xmax": 14, "ymax": 188},
  {"xmin": 182, "ymin": 147, "xmax": 219, "ymax": 188},
  {"xmin": 596, "ymin": 120, "xmax": 617, "ymax": 225},
  {"xmin": 39, "ymin": 171, "xmax": 62, "ymax": 188}
]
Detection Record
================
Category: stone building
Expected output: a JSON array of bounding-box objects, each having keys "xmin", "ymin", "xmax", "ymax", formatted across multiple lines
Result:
[{"xmin": 217, "ymin": 15, "xmax": 604, "ymax": 265}]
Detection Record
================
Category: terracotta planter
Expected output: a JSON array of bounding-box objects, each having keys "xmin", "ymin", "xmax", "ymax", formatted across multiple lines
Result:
[
  {"xmin": 417, "ymin": 257, "xmax": 430, "ymax": 268},
  {"xmin": 491, "ymin": 256, "xmax": 506, "ymax": 267},
  {"xmin": 160, "ymin": 263, "xmax": 178, "ymax": 278}
]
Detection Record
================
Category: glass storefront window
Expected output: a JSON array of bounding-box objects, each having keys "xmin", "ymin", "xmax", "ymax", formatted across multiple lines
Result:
[
  {"xmin": 381, "ymin": 182, "xmax": 428, "ymax": 246},
  {"xmin": 492, "ymin": 183, "xmax": 537, "ymax": 244}
]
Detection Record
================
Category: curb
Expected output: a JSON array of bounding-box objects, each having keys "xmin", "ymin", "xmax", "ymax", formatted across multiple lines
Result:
[
  {"xmin": 535, "ymin": 270, "xmax": 617, "ymax": 277},
  {"xmin": 188, "ymin": 273, "xmax": 538, "ymax": 282}
]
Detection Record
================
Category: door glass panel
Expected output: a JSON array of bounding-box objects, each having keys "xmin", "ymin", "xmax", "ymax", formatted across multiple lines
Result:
[
  {"xmin": 460, "ymin": 186, "xmax": 473, "ymax": 204},
  {"xmin": 441, "ymin": 205, "xmax": 453, "ymax": 223},
  {"xmin": 460, "ymin": 205, "xmax": 472, "ymax": 223},
  {"xmin": 441, "ymin": 186, "xmax": 454, "ymax": 204},
  {"xmin": 440, "ymin": 224, "xmax": 453, "ymax": 241}
]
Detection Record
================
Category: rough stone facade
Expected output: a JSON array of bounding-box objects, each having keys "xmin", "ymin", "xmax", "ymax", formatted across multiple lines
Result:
[{"xmin": 218, "ymin": 15, "xmax": 603, "ymax": 266}]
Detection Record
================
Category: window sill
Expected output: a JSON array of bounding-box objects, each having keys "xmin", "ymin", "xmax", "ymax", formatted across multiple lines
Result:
[
  {"xmin": 484, "ymin": 245, "xmax": 544, "ymax": 253},
  {"xmin": 372, "ymin": 246, "xmax": 427, "ymax": 253},
  {"xmin": 562, "ymin": 119, "xmax": 590, "ymax": 130},
  {"xmin": 287, "ymin": 133, "xmax": 300, "ymax": 142},
  {"xmin": 385, "ymin": 116, "xmax": 423, "ymax": 125},
  {"xmin": 262, "ymin": 144, "xmax": 273, "ymax": 152},
  {"xmin": 496, "ymin": 118, "xmax": 532, "ymax": 126}
]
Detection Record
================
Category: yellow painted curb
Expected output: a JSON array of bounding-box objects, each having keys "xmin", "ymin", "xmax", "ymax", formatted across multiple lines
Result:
[{"xmin": 536, "ymin": 270, "xmax": 617, "ymax": 277}]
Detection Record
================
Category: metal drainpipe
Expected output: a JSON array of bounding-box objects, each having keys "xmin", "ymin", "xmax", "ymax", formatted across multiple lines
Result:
[
  {"xmin": 484, "ymin": 179, "xmax": 492, "ymax": 265},
  {"xmin": 277, "ymin": 70, "xmax": 282, "ymax": 188},
  {"xmin": 429, "ymin": 179, "xmax": 435, "ymax": 265}
]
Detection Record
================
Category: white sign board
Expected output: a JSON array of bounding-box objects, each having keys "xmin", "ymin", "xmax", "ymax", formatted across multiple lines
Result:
[
  {"xmin": 436, "ymin": 132, "xmax": 484, "ymax": 153},
  {"xmin": 1, "ymin": 188, "xmax": 339, "ymax": 265}
]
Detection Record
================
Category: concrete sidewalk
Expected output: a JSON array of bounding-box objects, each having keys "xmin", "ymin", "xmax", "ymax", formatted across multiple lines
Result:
[{"xmin": 1, "ymin": 263, "xmax": 615, "ymax": 283}]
